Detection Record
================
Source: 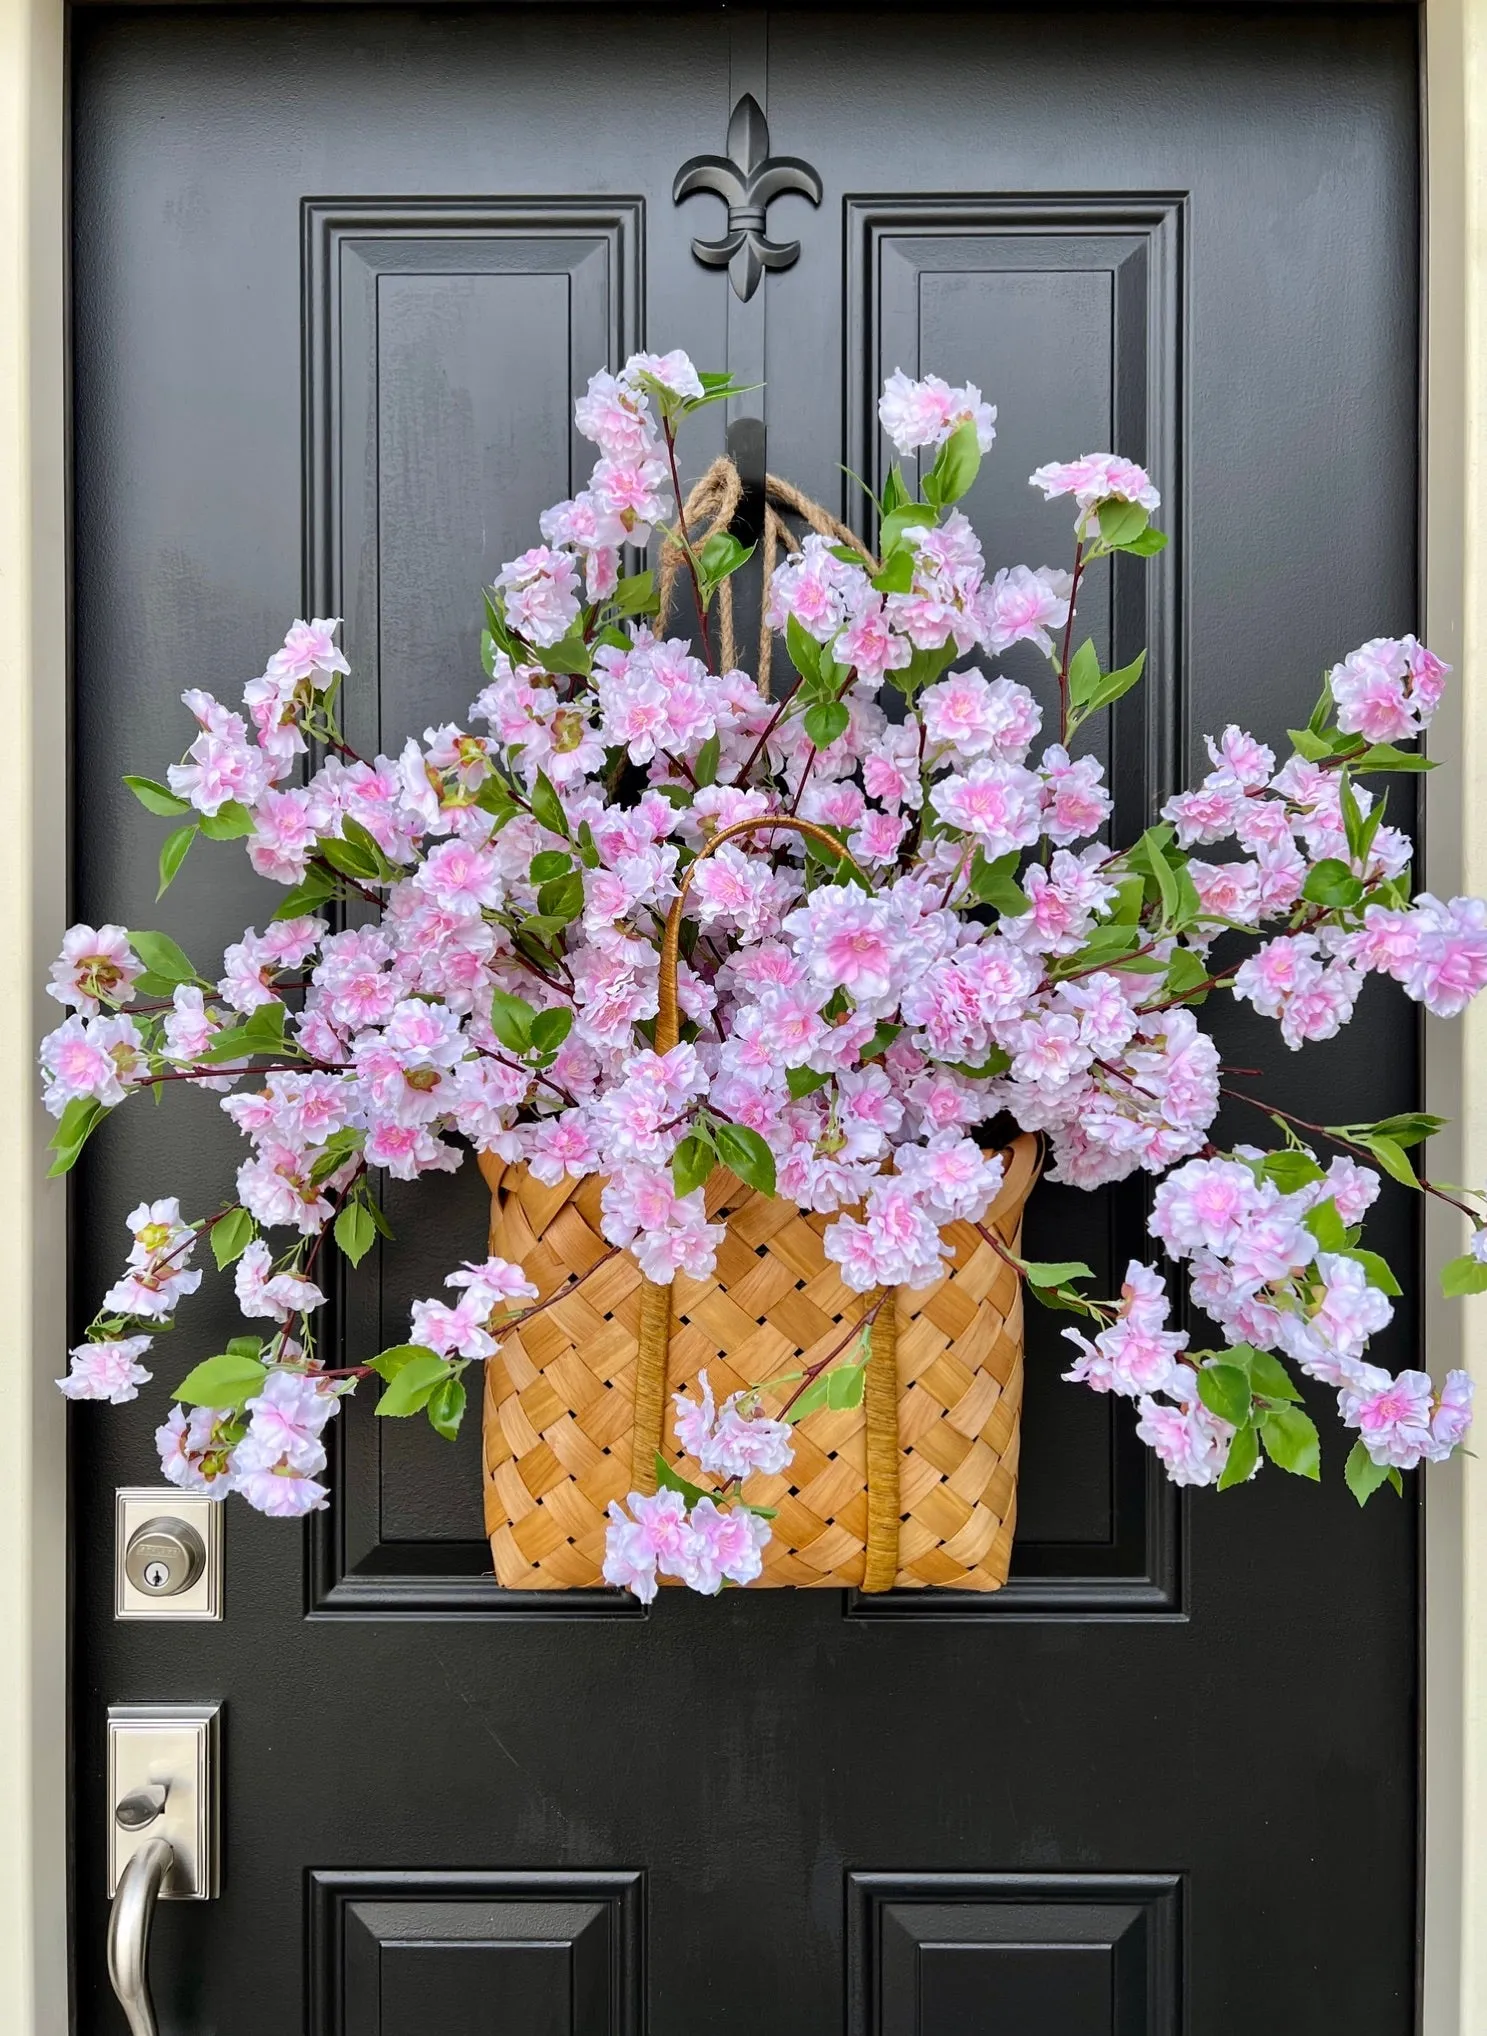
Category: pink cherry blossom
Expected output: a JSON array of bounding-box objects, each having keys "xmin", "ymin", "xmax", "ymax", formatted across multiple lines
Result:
[
  {"xmin": 1029, "ymin": 453, "xmax": 1161, "ymax": 517},
  {"xmin": 673, "ymin": 1370, "xmax": 794, "ymax": 1480},
  {"xmin": 878, "ymin": 369, "xmax": 997, "ymax": 456},
  {"xmin": 57, "ymin": 1335, "xmax": 153, "ymax": 1403},
  {"xmin": 47, "ymin": 924, "xmax": 142, "ymax": 1014},
  {"xmin": 930, "ymin": 759, "xmax": 1043, "ymax": 857}
]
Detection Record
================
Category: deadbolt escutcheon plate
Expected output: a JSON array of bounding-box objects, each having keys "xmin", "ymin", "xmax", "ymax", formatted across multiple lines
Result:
[{"xmin": 115, "ymin": 1488, "xmax": 223, "ymax": 1620}]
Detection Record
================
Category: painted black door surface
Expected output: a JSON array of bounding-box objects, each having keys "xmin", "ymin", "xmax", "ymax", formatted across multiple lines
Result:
[{"xmin": 71, "ymin": 8, "xmax": 1422, "ymax": 2032}]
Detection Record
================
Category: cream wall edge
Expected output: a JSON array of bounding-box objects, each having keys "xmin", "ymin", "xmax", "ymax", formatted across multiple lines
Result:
[
  {"xmin": 0, "ymin": 0, "xmax": 70, "ymax": 2028},
  {"xmin": 0, "ymin": 2, "xmax": 1479, "ymax": 2028},
  {"xmin": 1423, "ymin": 0, "xmax": 1487, "ymax": 2031}
]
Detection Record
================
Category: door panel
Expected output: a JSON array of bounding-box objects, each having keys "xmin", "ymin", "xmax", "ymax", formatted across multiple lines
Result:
[{"xmin": 71, "ymin": 8, "xmax": 1421, "ymax": 2032}]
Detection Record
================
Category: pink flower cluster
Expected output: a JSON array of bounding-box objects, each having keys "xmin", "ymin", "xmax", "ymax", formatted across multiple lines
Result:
[
  {"xmin": 1149, "ymin": 1155, "xmax": 1472, "ymax": 1476},
  {"xmin": 602, "ymin": 1487, "xmax": 771, "ymax": 1600},
  {"xmin": 46, "ymin": 357, "xmax": 1486, "ymax": 1583}
]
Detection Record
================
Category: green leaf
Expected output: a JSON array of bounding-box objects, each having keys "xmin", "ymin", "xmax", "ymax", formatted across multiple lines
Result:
[
  {"xmin": 156, "ymin": 821, "xmax": 198, "ymax": 899},
  {"xmin": 1217, "ymin": 1421, "xmax": 1260, "ymax": 1490},
  {"xmin": 826, "ymin": 1363, "xmax": 867, "ymax": 1411},
  {"xmin": 714, "ymin": 1121, "xmax": 777, "ymax": 1198},
  {"xmin": 1338, "ymin": 1247, "xmax": 1402, "ymax": 1298},
  {"xmin": 787, "ymin": 1066, "xmax": 832, "ymax": 1100},
  {"xmin": 880, "ymin": 464, "xmax": 909, "ymax": 518},
  {"xmin": 1067, "ymin": 639, "xmax": 1102, "ymax": 708},
  {"xmin": 1094, "ymin": 497, "xmax": 1150, "ymax": 547},
  {"xmin": 1358, "ymin": 1134, "xmax": 1418, "ymax": 1188},
  {"xmin": 804, "ymin": 699, "xmax": 850, "ymax": 750},
  {"xmin": 1020, "ymin": 1259, "xmax": 1094, "ymax": 1289},
  {"xmin": 1198, "ymin": 1362, "xmax": 1253, "ymax": 1427},
  {"xmin": 529, "ymin": 770, "xmax": 570, "ymax": 839},
  {"xmin": 943, "ymin": 1048, "xmax": 1013, "ymax": 1080},
  {"xmin": 1163, "ymin": 947, "xmax": 1210, "ymax": 1001},
  {"xmin": 1287, "ymin": 727, "xmax": 1335, "ymax": 762},
  {"xmin": 1236, "ymin": 1345, "xmax": 1303, "ymax": 1404},
  {"xmin": 125, "ymin": 774, "xmax": 192, "ymax": 818},
  {"xmin": 786, "ymin": 614, "xmax": 823, "ymax": 687},
  {"xmin": 209, "ymin": 1205, "xmax": 257, "ymax": 1271},
  {"xmin": 1140, "ymin": 826, "xmax": 1179, "ymax": 924},
  {"xmin": 610, "ymin": 570, "xmax": 656, "ymax": 619},
  {"xmin": 968, "ymin": 848, "xmax": 1031, "ymax": 916},
  {"xmin": 671, "ymin": 1129, "xmax": 716, "ymax": 1198},
  {"xmin": 1302, "ymin": 858, "xmax": 1364, "ymax": 910},
  {"xmin": 529, "ymin": 1007, "xmax": 573, "ymax": 1056},
  {"xmin": 529, "ymin": 850, "xmax": 572, "ymax": 884},
  {"xmin": 1066, "ymin": 923, "xmax": 1140, "ymax": 969},
  {"xmin": 1441, "ymin": 1251, "xmax": 1487, "ymax": 1298},
  {"xmin": 318, "ymin": 832, "xmax": 381, "ymax": 882},
  {"xmin": 861, "ymin": 1020, "xmax": 905, "ymax": 1063},
  {"xmin": 375, "ymin": 1351, "xmax": 452, "ymax": 1417},
  {"xmin": 426, "ymin": 1375, "xmax": 467, "ymax": 1442},
  {"xmin": 1260, "ymin": 1403, "xmax": 1321, "ymax": 1480},
  {"xmin": 694, "ymin": 734, "xmax": 721, "ymax": 788},
  {"xmin": 1345, "ymin": 1437, "xmax": 1394, "ymax": 1505},
  {"xmin": 698, "ymin": 531, "xmax": 754, "ymax": 585},
  {"xmin": 1115, "ymin": 525, "xmax": 1168, "ymax": 556},
  {"xmin": 225, "ymin": 1335, "xmax": 264, "ymax": 1361},
  {"xmin": 783, "ymin": 1374, "xmax": 832, "ymax": 1424},
  {"xmin": 475, "ymin": 776, "xmax": 520, "ymax": 824},
  {"xmin": 531, "ymin": 632, "xmax": 592, "ymax": 678},
  {"xmin": 198, "ymin": 800, "xmax": 256, "ymax": 842},
  {"xmin": 307, "ymin": 1125, "xmax": 363, "ymax": 1186},
  {"xmin": 1081, "ymin": 651, "xmax": 1148, "ymax": 718},
  {"xmin": 173, "ymin": 1352, "xmax": 269, "ymax": 1409},
  {"xmin": 878, "ymin": 502, "xmax": 936, "ymax": 558},
  {"xmin": 1303, "ymin": 1198, "xmax": 1347, "ymax": 1253},
  {"xmin": 923, "ymin": 418, "xmax": 981, "ymax": 507},
  {"xmin": 272, "ymin": 866, "xmax": 338, "ymax": 920},
  {"xmin": 1261, "ymin": 1149, "xmax": 1325, "ymax": 1194},
  {"xmin": 898, "ymin": 640, "xmax": 958, "ymax": 695},
  {"xmin": 334, "ymin": 1199, "xmax": 377, "ymax": 1269},
  {"xmin": 1355, "ymin": 742, "xmax": 1436, "ymax": 772},
  {"xmin": 536, "ymin": 871, "xmax": 585, "ymax": 923},
  {"xmin": 131, "ymin": 930, "xmax": 196, "ymax": 985},
  {"xmin": 366, "ymin": 1343, "xmax": 427, "ymax": 1381},
  {"xmin": 1368, "ymin": 1112, "xmax": 1446, "ymax": 1148},
  {"xmin": 654, "ymin": 1452, "xmax": 711, "ymax": 1506},
  {"xmin": 489, "ymin": 989, "xmax": 536, "ymax": 1054},
  {"xmin": 871, "ymin": 548, "xmax": 915, "ymax": 595},
  {"xmin": 46, "ymin": 1095, "xmax": 107, "ymax": 1177}
]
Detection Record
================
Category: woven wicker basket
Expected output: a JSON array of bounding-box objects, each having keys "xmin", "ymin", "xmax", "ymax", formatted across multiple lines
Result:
[
  {"xmin": 478, "ymin": 1132, "xmax": 1039, "ymax": 1592},
  {"xmin": 479, "ymin": 814, "xmax": 1041, "ymax": 1593}
]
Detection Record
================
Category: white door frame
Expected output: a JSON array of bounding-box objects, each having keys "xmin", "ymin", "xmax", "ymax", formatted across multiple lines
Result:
[{"xmin": 0, "ymin": 1, "xmax": 1483, "ymax": 2026}]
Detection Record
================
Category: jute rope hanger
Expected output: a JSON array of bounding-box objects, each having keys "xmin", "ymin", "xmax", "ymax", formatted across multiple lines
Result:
[{"xmin": 656, "ymin": 454, "xmax": 878, "ymax": 689}]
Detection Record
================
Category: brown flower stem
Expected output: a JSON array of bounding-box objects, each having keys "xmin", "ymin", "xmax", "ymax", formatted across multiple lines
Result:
[
  {"xmin": 772, "ymin": 1294, "xmax": 886, "ymax": 1423},
  {"xmin": 661, "ymin": 419, "xmax": 717, "ymax": 669},
  {"xmin": 1216, "ymin": 1084, "xmax": 1480, "ymax": 1223},
  {"xmin": 1055, "ymin": 537, "xmax": 1086, "ymax": 746}
]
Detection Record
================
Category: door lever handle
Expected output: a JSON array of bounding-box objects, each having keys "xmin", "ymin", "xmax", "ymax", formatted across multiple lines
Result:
[{"xmin": 106, "ymin": 1836, "xmax": 173, "ymax": 2036}]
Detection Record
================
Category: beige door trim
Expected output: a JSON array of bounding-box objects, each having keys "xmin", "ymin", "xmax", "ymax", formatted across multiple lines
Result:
[
  {"xmin": 0, "ymin": 2, "xmax": 1480, "ymax": 2026},
  {"xmin": 0, "ymin": 0, "xmax": 71, "ymax": 2026},
  {"xmin": 1422, "ymin": 3, "xmax": 1487, "ymax": 2029}
]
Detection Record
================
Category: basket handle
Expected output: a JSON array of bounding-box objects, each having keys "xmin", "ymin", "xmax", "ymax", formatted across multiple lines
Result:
[
  {"xmin": 655, "ymin": 814, "xmax": 869, "ymax": 1053},
  {"xmin": 630, "ymin": 817, "xmax": 870, "ymax": 1497}
]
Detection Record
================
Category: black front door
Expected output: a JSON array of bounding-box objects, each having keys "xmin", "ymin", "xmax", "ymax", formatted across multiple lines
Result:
[{"xmin": 71, "ymin": 7, "xmax": 1423, "ymax": 2031}]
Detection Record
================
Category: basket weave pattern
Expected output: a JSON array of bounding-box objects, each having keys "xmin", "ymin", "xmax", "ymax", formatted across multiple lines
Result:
[{"xmin": 479, "ymin": 1134, "xmax": 1038, "ymax": 1592}]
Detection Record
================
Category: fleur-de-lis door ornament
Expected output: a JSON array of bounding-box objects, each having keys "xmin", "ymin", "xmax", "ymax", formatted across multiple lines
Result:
[{"xmin": 673, "ymin": 93, "xmax": 823, "ymax": 303}]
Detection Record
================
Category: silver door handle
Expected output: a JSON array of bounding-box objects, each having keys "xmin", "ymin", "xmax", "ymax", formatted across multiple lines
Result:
[{"xmin": 106, "ymin": 1836, "xmax": 173, "ymax": 2036}]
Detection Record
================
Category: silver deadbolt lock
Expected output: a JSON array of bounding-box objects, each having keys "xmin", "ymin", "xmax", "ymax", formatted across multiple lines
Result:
[
  {"xmin": 115, "ymin": 1490, "xmax": 223, "ymax": 1620},
  {"xmin": 124, "ymin": 1517, "xmax": 205, "ymax": 1598}
]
